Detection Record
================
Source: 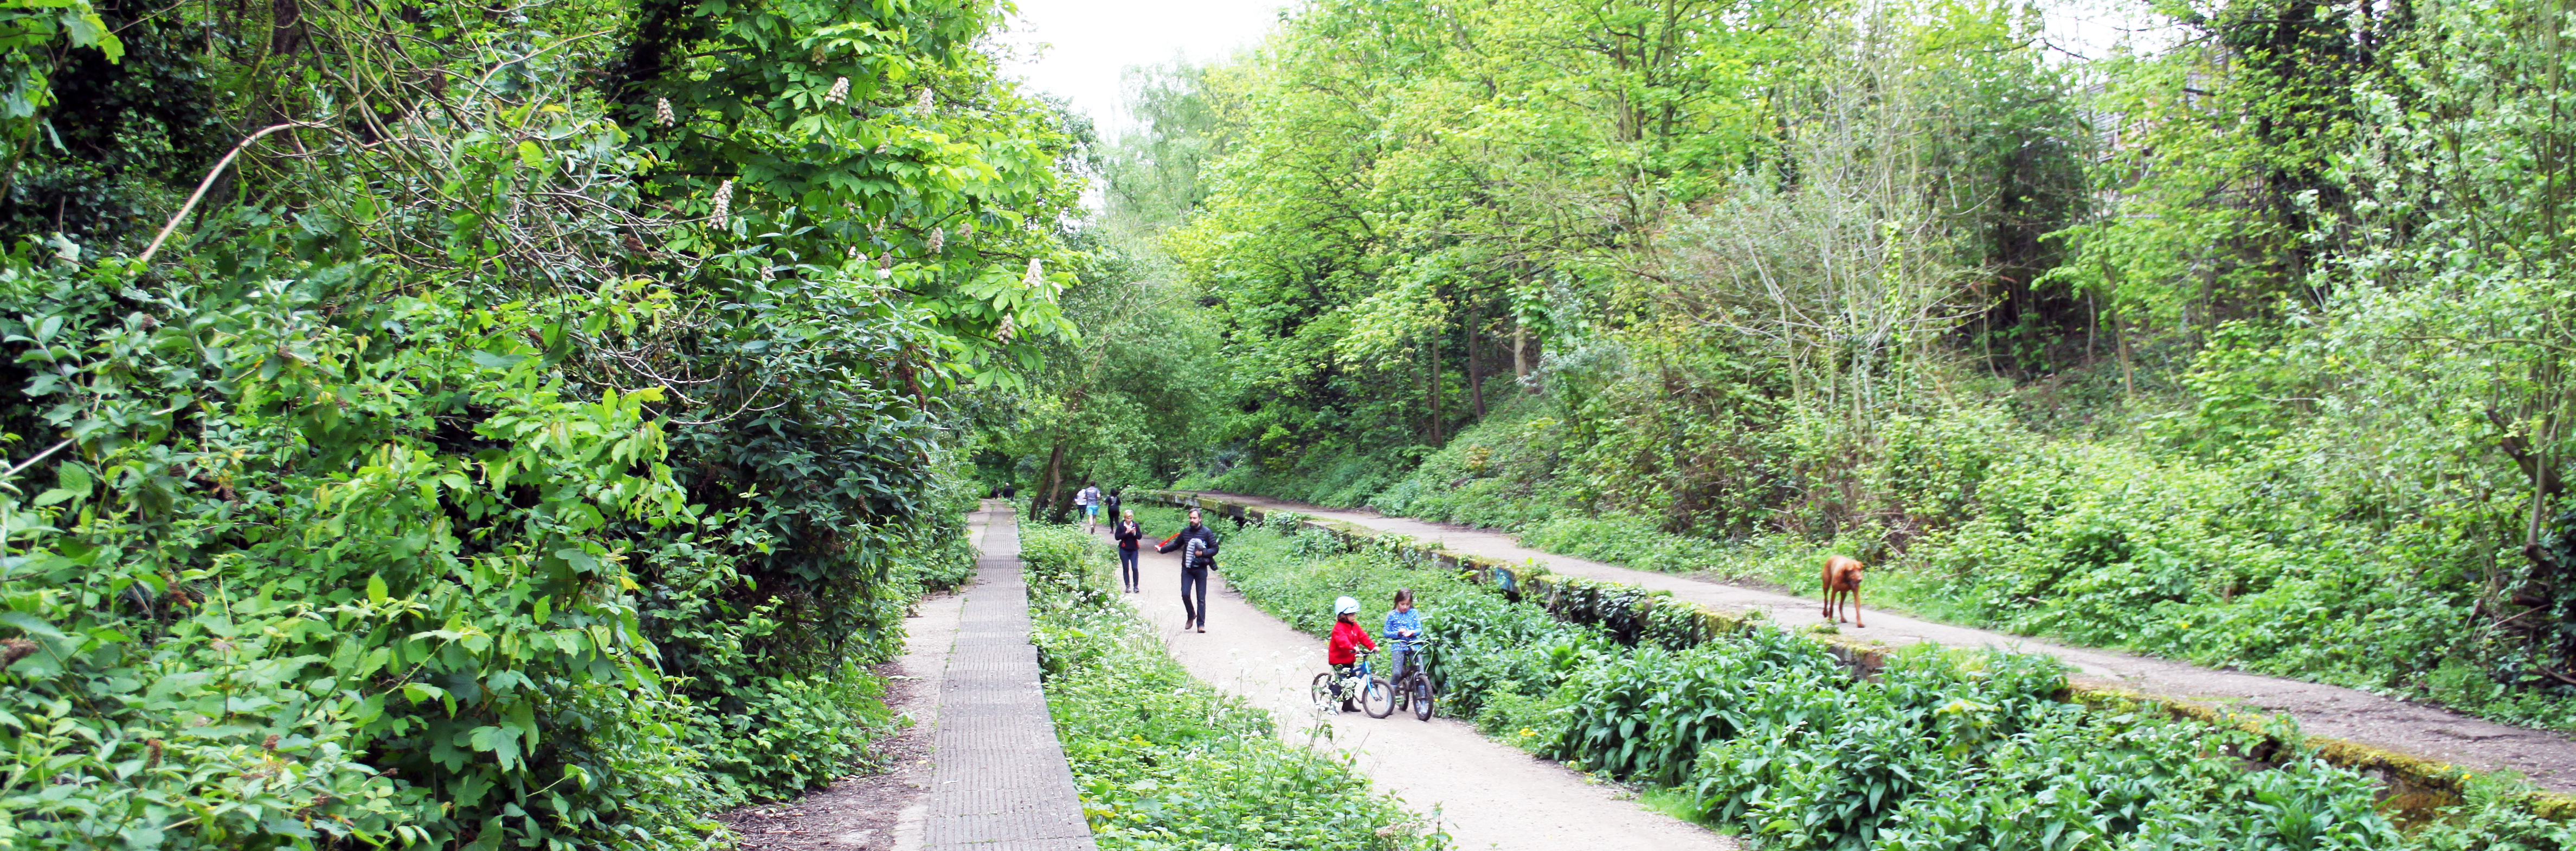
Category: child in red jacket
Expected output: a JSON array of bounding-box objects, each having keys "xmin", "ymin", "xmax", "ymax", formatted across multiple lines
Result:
[{"xmin": 1329, "ymin": 596, "xmax": 1376, "ymax": 712}]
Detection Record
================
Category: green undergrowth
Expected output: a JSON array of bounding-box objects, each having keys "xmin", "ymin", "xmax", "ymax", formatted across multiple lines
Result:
[
  {"xmin": 1233, "ymin": 394, "xmax": 2576, "ymax": 735},
  {"xmin": 1016, "ymin": 523, "xmax": 1448, "ymax": 851},
  {"xmin": 0, "ymin": 0, "xmax": 1081, "ymax": 845},
  {"xmin": 1196, "ymin": 510, "xmax": 2576, "ymax": 850}
]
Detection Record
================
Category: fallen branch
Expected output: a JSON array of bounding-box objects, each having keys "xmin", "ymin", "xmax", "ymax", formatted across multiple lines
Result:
[{"xmin": 137, "ymin": 122, "xmax": 317, "ymax": 265}]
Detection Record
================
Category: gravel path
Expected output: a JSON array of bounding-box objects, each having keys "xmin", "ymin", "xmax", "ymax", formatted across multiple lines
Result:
[
  {"xmin": 1094, "ymin": 522, "xmax": 1741, "ymax": 850},
  {"xmin": 1181, "ymin": 490, "xmax": 2576, "ymax": 793}
]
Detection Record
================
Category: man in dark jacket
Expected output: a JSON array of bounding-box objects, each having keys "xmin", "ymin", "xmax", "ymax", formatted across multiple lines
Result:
[{"xmin": 1157, "ymin": 507, "xmax": 1219, "ymax": 632}]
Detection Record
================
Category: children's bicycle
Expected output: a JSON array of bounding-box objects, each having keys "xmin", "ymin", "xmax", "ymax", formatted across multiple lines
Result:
[
  {"xmin": 1388, "ymin": 638, "xmax": 1435, "ymax": 721},
  {"xmin": 1310, "ymin": 648, "xmax": 1394, "ymax": 719}
]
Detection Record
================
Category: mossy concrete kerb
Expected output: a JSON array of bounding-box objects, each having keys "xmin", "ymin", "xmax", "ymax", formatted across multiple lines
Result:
[{"xmin": 1131, "ymin": 489, "xmax": 2576, "ymax": 826}]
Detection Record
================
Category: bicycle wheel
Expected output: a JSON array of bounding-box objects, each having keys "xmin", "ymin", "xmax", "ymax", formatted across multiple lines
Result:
[
  {"xmin": 1310, "ymin": 673, "xmax": 1338, "ymax": 713},
  {"xmin": 1361, "ymin": 677, "xmax": 1395, "ymax": 718},
  {"xmin": 1409, "ymin": 675, "xmax": 1434, "ymax": 721}
]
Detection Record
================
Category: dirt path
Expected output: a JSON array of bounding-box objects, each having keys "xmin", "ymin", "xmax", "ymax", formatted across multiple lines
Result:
[
  {"xmin": 714, "ymin": 506, "xmax": 982, "ymax": 850},
  {"xmin": 1097, "ymin": 523, "xmax": 1740, "ymax": 850},
  {"xmin": 1182, "ymin": 490, "xmax": 2576, "ymax": 794}
]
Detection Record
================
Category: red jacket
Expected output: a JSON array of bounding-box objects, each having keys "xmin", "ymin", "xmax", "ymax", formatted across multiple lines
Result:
[{"xmin": 1329, "ymin": 619, "xmax": 1376, "ymax": 666}]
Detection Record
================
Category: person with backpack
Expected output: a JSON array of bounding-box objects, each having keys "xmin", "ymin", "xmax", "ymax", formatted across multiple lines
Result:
[
  {"xmin": 1075, "ymin": 483, "xmax": 1103, "ymax": 532},
  {"xmin": 1157, "ymin": 507, "xmax": 1219, "ymax": 632}
]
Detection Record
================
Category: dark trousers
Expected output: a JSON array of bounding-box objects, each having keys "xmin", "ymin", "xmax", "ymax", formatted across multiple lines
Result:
[
  {"xmin": 1180, "ymin": 565, "xmax": 1209, "ymax": 627},
  {"xmin": 1119, "ymin": 547, "xmax": 1139, "ymax": 589}
]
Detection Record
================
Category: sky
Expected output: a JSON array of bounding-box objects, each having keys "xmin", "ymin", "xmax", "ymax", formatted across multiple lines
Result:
[
  {"xmin": 996, "ymin": 0, "xmax": 1290, "ymax": 140},
  {"xmin": 997, "ymin": 0, "xmax": 2181, "ymax": 143}
]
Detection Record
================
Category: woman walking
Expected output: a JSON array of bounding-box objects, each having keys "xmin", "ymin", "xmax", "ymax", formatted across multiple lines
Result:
[{"xmin": 1113, "ymin": 510, "xmax": 1144, "ymax": 593}]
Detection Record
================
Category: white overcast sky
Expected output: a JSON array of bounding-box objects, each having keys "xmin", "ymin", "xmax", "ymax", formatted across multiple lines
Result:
[
  {"xmin": 997, "ymin": 0, "xmax": 2176, "ymax": 142},
  {"xmin": 996, "ymin": 0, "xmax": 1289, "ymax": 140}
]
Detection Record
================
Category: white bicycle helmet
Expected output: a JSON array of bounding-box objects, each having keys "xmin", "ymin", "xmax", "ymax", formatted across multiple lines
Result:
[{"xmin": 1334, "ymin": 596, "xmax": 1360, "ymax": 616}]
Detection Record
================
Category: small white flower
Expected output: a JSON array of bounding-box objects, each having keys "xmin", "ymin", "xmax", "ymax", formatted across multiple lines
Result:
[
  {"xmin": 825, "ymin": 76, "xmax": 851, "ymax": 105},
  {"xmin": 928, "ymin": 226, "xmax": 945, "ymax": 254},
  {"xmin": 656, "ymin": 97, "xmax": 675, "ymax": 126},
  {"xmin": 957, "ymin": 220, "xmax": 974, "ymax": 239},
  {"xmin": 1022, "ymin": 257, "xmax": 1044, "ymax": 289},
  {"xmin": 850, "ymin": 248, "xmax": 867, "ymax": 263},
  {"xmin": 877, "ymin": 268, "xmax": 893, "ymax": 280},
  {"xmin": 915, "ymin": 88, "xmax": 935, "ymax": 112},
  {"xmin": 710, "ymin": 180, "xmax": 733, "ymax": 221},
  {"xmin": 995, "ymin": 315, "xmax": 1015, "ymax": 344}
]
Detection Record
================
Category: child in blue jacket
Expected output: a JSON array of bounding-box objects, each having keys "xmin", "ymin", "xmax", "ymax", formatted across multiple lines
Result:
[{"xmin": 1384, "ymin": 588, "xmax": 1423, "ymax": 682}]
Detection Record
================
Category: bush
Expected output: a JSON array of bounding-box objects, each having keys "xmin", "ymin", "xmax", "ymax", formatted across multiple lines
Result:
[{"xmin": 0, "ymin": 0, "xmax": 1068, "ymax": 844}]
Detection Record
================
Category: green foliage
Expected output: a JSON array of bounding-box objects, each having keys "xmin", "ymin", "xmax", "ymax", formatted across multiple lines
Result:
[
  {"xmin": 1201, "ymin": 516, "xmax": 2576, "ymax": 850},
  {"xmin": 0, "ymin": 2, "xmax": 210, "ymax": 248},
  {"xmin": 1092, "ymin": 0, "xmax": 2576, "ymax": 738},
  {"xmin": 2404, "ymin": 773, "xmax": 2576, "ymax": 850},
  {"xmin": 1863, "ymin": 714, "xmax": 2397, "ymax": 851},
  {"xmin": 0, "ymin": 0, "xmax": 1082, "ymax": 847},
  {"xmin": 1018, "ymin": 521, "xmax": 1447, "ymax": 850},
  {"xmin": 975, "ymin": 241, "xmax": 1226, "ymax": 521}
]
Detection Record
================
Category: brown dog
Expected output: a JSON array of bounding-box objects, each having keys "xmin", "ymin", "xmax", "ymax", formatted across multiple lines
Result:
[{"xmin": 1821, "ymin": 555, "xmax": 1865, "ymax": 628}]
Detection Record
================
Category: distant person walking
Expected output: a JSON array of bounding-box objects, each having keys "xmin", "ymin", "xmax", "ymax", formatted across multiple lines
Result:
[
  {"xmin": 1076, "ymin": 483, "xmax": 1103, "ymax": 532},
  {"xmin": 1102, "ymin": 488, "xmax": 1122, "ymax": 527},
  {"xmin": 1113, "ymin": 510, "xmax": 1144, "ymax": 593},
  {"xmin": 1158, "ymin": 507, "xmax": 1219, "ymax": 632}
]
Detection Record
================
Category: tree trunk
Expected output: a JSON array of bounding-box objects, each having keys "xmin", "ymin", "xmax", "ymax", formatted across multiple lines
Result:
[
  {"xmin": 1513, "ymin": 321, "xmax": 1530, "ymax": 383},
  {"xmin": 1035, "ymin": 443, "xmax": 1066, "ymax": 521},
  {"xmin": 2098, "ymin": 263, "xmax": 2134, "ymax": 403},
  {"xmin": 1467, "ymin": 305, "xmax": 1485, "ymax": 419},
  {"xmin": 1429, "ymin": 332, "xmax": 1444, "ymax": 444},
  {"xmin": 2114, "ymin": 308, "xmax": 2136, "ymax": 403},
  {"xmin": 269, "ymin": 0, "xmax": 306, "ymax": 56},
  {"xmin": 2086, "ymin": 290, "xmax": 2098, "ymax": 358}
]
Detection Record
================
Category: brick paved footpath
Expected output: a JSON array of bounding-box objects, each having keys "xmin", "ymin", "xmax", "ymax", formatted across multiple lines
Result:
[{"xmin": 922, "ymin": 503, "xmax": 1097, "ymax": 851}]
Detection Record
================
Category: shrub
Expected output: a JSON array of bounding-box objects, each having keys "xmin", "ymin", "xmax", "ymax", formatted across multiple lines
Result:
[{"xmin": 0, "ymin": 0, "xmax": 1054, "ymax": 842}]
